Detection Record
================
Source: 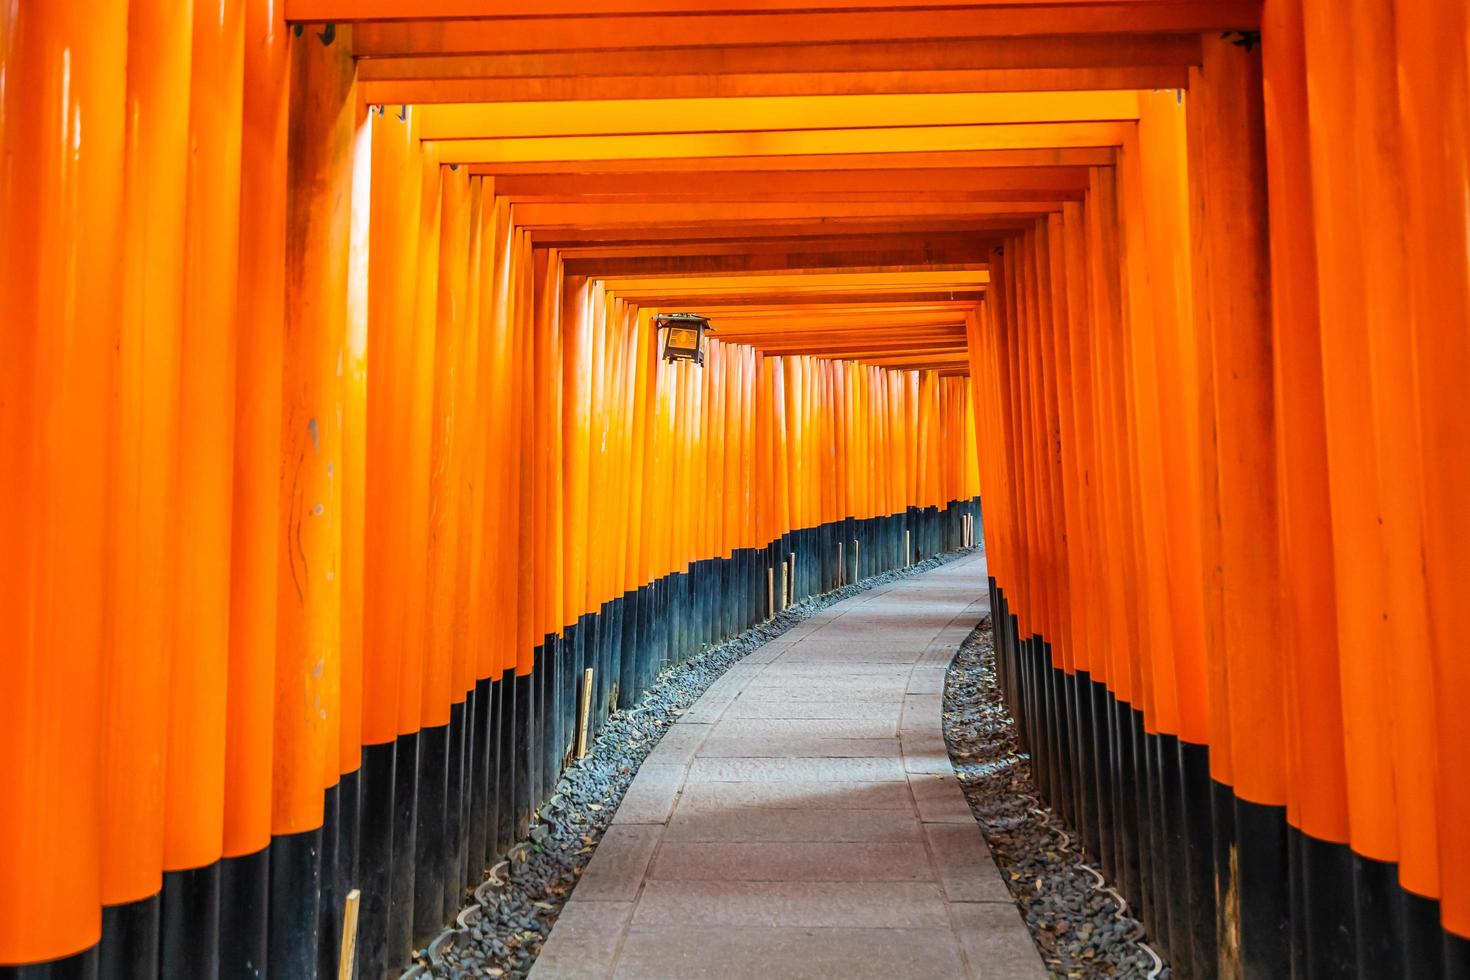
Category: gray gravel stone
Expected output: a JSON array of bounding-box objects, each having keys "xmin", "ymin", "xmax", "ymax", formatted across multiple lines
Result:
[{"xmin": 942, "ymin": 618, "xmax": 1170, "ymax": 980}]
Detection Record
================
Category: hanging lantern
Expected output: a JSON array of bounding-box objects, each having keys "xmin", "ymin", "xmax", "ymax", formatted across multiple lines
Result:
[{"xmin": 655, "ymin": 312, "xmax": 713, "ymax": 366}]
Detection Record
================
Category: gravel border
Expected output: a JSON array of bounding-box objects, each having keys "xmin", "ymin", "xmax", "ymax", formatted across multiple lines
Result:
[
  {"xmin": 405, "ymin": 547, "xmax": 980, "ymax": 980},
  {"xmin": 942, "ymin": 618, "xmax": 1169, "ymax": 980}
]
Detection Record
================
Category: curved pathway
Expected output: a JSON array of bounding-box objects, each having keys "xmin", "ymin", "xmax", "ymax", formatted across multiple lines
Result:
[{"xmin": 530, "ymin": 553, "xmax": 1048, "ymax": 979}]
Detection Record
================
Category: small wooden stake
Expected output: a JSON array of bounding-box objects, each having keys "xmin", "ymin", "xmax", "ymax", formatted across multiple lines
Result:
[
  {"xmin": 577, "ymin": 668, "xmax": 594, "ymax": 758},
  {"xmin": 767, "ymin": 566, "xmax": 775, "ymax": 619},
  {"xmin": 779, "ymin": 562, "xmax": 788, "ymax": 611},
  {"xmin": 905, "ymin": 530, "xmax": 911, "ymax": 566},
  {"xmin": 837, "ymin": 541, "xmax": 844, "ymax": 586},
  {"xmin": 338, "ymin": 888, "xmax": 361, "ymax": 980},
  {"xmin": 854, "ymin": 539, "xmax": 860, "ymax": 580},
  {"xmin": 789, "ymin": 551, "xmax": 797, "ymax": 603}
]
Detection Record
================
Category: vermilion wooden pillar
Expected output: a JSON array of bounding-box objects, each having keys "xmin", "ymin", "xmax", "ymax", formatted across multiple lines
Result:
[
  {"xmin": 219, "ymin": 0, "xmax": 291, "ymax": 976},
  {"xmin": 1186, "ymin": 31, "xmax": 1287, "ymax": 980},
  {"xmin": 0, "ymin": 0, "xmax": 128, "ymax": 969},
  {"xmin": 1397, "ymin": 0, "xmax": 1470, "ymax": 955},
  {"xmin": 159, "ymin": 2, "xmax": 246, "ymax": 971},
  {"xmin": 1260, "ymin": 2, "xmax": 1353, "ymax": 976},
  {"xmin": 272, "ymin": 21, "xmax": 356, "ymax": 978},
  {"xmin": 98, "ymin": 0, "xmax": 193, "ymax": 975}
]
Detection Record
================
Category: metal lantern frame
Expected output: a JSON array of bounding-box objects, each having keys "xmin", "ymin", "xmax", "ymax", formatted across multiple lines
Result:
[{"xmin": 654, "ymin": 312, "xmax": 713, "ymax": 366}]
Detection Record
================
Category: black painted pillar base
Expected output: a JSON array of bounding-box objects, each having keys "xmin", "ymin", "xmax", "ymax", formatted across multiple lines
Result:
[
  {"xmin": 358, "ymin": 739, "xmax": 397, "ymax": 980},
  {"xmin": 495, "ymin": 668, "xmax": 515, "ymax": 857},
  {"xmin": 512, "ymin": 671, "xmax": 532, "ymax": 841},
  {"xmin": 98, "ymin": 893, "xmax": 159, "ymax": 980},
  {"xmin": 1210, "ymin": 778, "xmax": 1237, "ymax": 977},
  {"xmin": 444, "ymin": 700, "xmax": 467, "ymax": 917},
  {"xmin": 317, "ymin": 780, "xmax": 341, "ymax": 980},
  {"xmin": 466, "ymin": 678, "xmax": 491, "ymax": 883},
  {"xmin": 1160, "ymin": 733, "xmax": 1192, "ymax": 978},
  {"xmin": 1180, "ymin": 740, "xmax": 1217, "ymax": 975},
  {"xmin": 387, "ymin": 730, "xmax": 419, "ymax": 960},
  {"xmin": 1236, "ymin": 796, "xmax": 1290, "ymax": 979},
  {"xmin": 161, "ymin": 862, "xmax": 220, "ymax": 980},
  {"xmin": 0, "ymin": 950, "xmax": 99, "ymax": 980},
  {"xmin": 267, "ymin": 826, "xmax": 321, "ymax": 980},
  {"xmin": 412, "ymin": 723, "xmax": 448, "ymax": 948},
  {"xmin": 219, "ymin": 848, "xmax": 269, "ymax": 980}
]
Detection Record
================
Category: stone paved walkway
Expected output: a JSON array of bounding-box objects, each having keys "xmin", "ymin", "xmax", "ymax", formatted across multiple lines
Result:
[{"xmin": 530, "ymin": 553, "xmax": 1048, "ymax": 979}]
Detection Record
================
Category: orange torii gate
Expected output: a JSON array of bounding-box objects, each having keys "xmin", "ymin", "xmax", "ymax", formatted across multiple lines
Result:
[{"xmin": 3, "ymin": 2, "xmax": 1470, "ymax": 979}]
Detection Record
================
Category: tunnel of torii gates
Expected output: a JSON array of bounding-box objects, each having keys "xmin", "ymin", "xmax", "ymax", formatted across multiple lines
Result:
[{"xmin": 3, "ymin": 1, "xmax": 1470, "ymax": 979}]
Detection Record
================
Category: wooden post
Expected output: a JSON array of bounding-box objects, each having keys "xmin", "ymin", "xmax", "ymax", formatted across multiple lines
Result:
[
  {"xmin": 337, "ymin": 889, "xmax": 361, "ymax": 980},
  {"xmin": 577, "ymin": 668, "xmax": 594, "ymax": 759},
  {"xmin": 837, "ymin": 542, "xmax": 844, "ymax": 586},
  {"xmin": 854, "ymin": 539, "xmax": 861, "ymax": 580},
  {"xmin": 767, "ymin": 566, "xmax": 775, "ymax": 619},
  {"xmin": 905, "ymin": 529, "xmax": 911, "ymax": 566}
]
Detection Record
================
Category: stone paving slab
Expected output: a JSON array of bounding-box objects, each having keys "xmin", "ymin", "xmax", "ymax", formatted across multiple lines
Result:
[
  {"xmin": 677, "ymin": 699, "xmax": 734, "ymax": 724},
  {"xmin": 773, "ymin": 644, "xmax": 933, "ymax": 664},
  {"xmin": 648, "ymin": 840, "xmax": 934, "ymax": 882},
  {"xmin": 923, "ymin": 822, "xmax": 1015, "ymax": 903},
  {"xmin": 530, "ymin": 900, "xmax": 634, "ymax": 980},
  {"xmin": 537, "ymin": 553, "xmax": 1048, "ymax": 979},
  {"xmin": 640, "ymin": 723, "xmax": 711, "ymax": 766},
  {"xmin": 610, "ymin": 764, "xmax": 688, "ymax": 825},
  {"xmin": 696, "ymin": 734, "xmax": 901, "ymax": 758},
  {"xmin": 906, "ymin": 667, "xmax": 949, "ymax": 694},
  {"xmin": 630, "ymin": 880, "xmax": 952, "ymax": 928},
  {"xmin": 686, "ymin": 756, "xmax": 908, "ymax": 783},
  {"xmin": 919, "ymin": 646, "xmax": 965, "ymax": 667},
  {"xmin": 576, "ymin": 825, "xmax": 666, "ymax": 902},
  {"xmin": 674, "ymin": 778, "xmax": 915, "ymax": 811},
  {"xmin": 663, "ymin": 806, "xmax": 924, "ymax": 843},
  {"xmin": 721, "ymin": 698, "xmax": 905, "ymax": 720},
  {"xmin": 753, "ymin": 662, "xmax": 914, "ymax": 677},
  {"xmin": 707, "ymin": 717, "xmax": 899, "ymax": 739},
  {"xmin": 734, "ymin": 647, "xmax": 787, "ymax": 665},
  {"xmin": 909, "ymin": 772, "xmax": 978, "ymax": 823},
  {"xmin": 951, "ymin": 903, "xmax": 1053, "ymax": 980},
  {"xmin": 828, "ymin": 614, "xmax": 958, "ymax": 630},
  {"xmin": 732, "ymin": 683, "xmax": 910, "ymax": 701},
  {"xmin": 612, "ymin": 926, "xmax": 968, "ymax": 979},
  {"xmin": 900, "ymin": 693, "xmax": 945, "ymax": 732}
]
